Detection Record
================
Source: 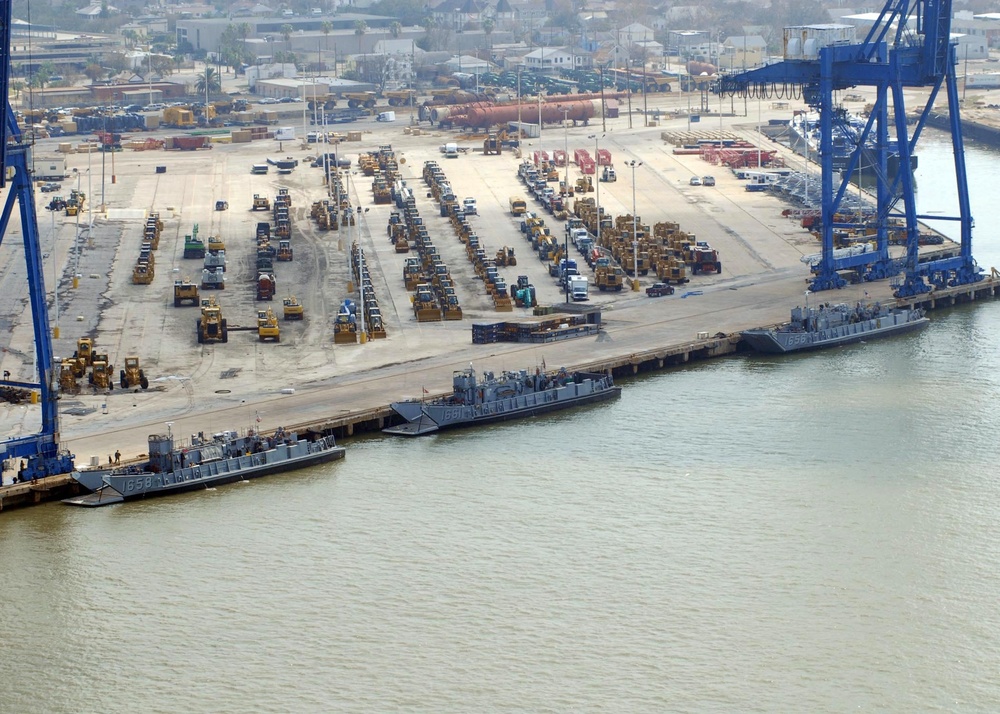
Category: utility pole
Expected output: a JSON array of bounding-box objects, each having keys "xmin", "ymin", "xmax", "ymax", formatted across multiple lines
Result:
[
  {"xmin": 590, "ymin": 133, "xmax": 603, "ymax": 252},
  {"xmin": 626, "ymin": 159, "xmax": 642, "ymax": 291},
  {"xmin": 562, "ymin": 107, "xmax": 570, "ymax": 303}
]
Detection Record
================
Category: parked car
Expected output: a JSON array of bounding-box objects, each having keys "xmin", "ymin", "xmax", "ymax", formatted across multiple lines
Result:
[
  {"xmin": 646, "ymin": 282, "xmax": 675, "ymax": 297},
  {"xmin": 279, "ymin": 97, "xmax": 296, "ymax": 103},
  {"xmin": 40, "ymin": 182, "xmax": 61, "ymax": 192},
  {"xmin": 689, "ymin": 176, "xmax": 702, "ymax": 186},
  {"xmin": 702, "ymin": 175, "xmax": 716, "ymax": 186}
]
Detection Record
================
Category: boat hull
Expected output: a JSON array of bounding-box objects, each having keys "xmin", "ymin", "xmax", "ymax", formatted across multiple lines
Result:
[
  {"xmin": 65, "ymin": 437, "xmax": 344, "ymax": 506},
  {"xmin": 742, "ymin": 315, "xmax": 928, "ymax": 354},
  {"xmin": 385, "ymin": 376, "xmax": 621, "ymax": 436}
]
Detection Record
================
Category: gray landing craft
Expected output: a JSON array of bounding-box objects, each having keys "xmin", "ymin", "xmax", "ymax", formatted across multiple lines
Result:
[
  {"xmin": 64, "ymin": 428, "xmax": 345, "ymax": 507},
  {"xmin": 741, "ymin": 301, "xmax": 928, "ymax": 354},
  {"xmin": 383, "ymin": 366, "xmax": 621, "ymax": 436}
]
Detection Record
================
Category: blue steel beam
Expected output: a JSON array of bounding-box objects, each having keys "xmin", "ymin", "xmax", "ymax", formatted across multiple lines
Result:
[
  {"xmin": 0, "ymin": 0, "xmax": 74, "ymax": 479},
  {"xmin": 719, "ymin": 0, "xmax": 980, "ymax": 294}
]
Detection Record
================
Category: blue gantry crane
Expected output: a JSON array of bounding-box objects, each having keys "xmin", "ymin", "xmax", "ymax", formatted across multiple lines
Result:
[
  {"xmin": 0, "ymin": 0, "xmax": 74, "ymax": 480},
  {"xmin": 718, "ymin": 0, "xmax": 982, "ymax": 296}
]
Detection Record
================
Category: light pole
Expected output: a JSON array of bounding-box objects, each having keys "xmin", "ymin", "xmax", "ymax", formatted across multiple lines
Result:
[
  {"xmin": 641, "ymin": 30, "xmax": 648, "ymax": 122},
  {"xmin": 626, "ymin": 159, "xmax": 642, "ymax": 291},
  {"xmin": 348, "ymin": 171, "xmax": 367, "ymax": 344},
  {"xmin": 516, "ymin": 65, "xmax": 522, "ymax": 137},
  {"xmin": 589, "ymin": 132, "xmax": 604, "ymax": 252},
  {"xmin": 50, "ymin": 208, "xmax": 58, "ymax": 339},
  {"xmin": 562, "ymin": 107, "xmax": 570, "ymax": 303}
]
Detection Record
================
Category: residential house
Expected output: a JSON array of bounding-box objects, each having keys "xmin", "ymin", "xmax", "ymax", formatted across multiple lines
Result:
[
  {"xmin": 522, "ymin": 46, "xmax": 574, "ymax": 74},
  {"xmin": 617, "ymin": 23, "xmax": 655, "ymax": 47}
]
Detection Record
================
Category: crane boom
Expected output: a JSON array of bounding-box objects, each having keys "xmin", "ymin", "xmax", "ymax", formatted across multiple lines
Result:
[
  {"xmin": 718, "ymin": 0, "xmax": 981, "ymax": 295},
  {"xmin": 0, "ymin": 0, "xmax": 74, "ymax": 479}
]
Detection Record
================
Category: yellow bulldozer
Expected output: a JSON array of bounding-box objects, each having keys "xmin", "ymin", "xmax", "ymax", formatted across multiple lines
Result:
[
  {"xmin": 483, "ymin": 132, "xmax": 502, "ymax": 155},
  {"xmin": 119, "ymin": 355, "xmax": 149, "ymax": 390},
  {"xmin": 282, "ymin": 295, "xmax": 304, "ymax": 320},
  {"xmin": 73, "ymin": 337, "xmax": 95, "ymax": 369},
  {"xmin": 595, "ymin": 263, "xmax": 625, "ymax": 292},
  {"xmin": 59, "ymin": 359, "xmax": 81, "ymax": 395},
  {"xmin": 252, "ymin": 194, "xmax": 271, "ymax": 211},
  {"xmin": 173, "ymin": 279, "xmax": 200, "ymax": 306},
  {"xmin": 257, "ymin": 308, "xmax": 280, "ymax": 342},
  {"xmin": 495, "ymin": 246, "xmax": 517, "ymax": 266},
  {"xmin": 197, "ymin": 297, "xmax": 228, "ymax": 344},
  {"xmin": 413, "ymin": 284, "xmax": 441, "ymax": 322},
  {"xmin": 88, "ymin": 353, "xmax": 114, "ymax": 391}
]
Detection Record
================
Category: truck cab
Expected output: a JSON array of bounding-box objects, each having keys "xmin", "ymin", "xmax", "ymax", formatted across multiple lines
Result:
[{"xmin": 569, "ymin": 275, "xmax": 589, "ymax": 301}]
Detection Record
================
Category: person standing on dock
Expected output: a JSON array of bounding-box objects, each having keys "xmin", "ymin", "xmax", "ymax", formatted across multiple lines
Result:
[{"xmin": 114, "ymin": 450, "xmax": 121, "ymax": 465}]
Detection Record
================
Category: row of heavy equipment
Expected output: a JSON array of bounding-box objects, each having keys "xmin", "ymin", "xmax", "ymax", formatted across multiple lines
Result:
[
  {"xmin": 423, "ymin": 160, "xmax": 513, "ymax": 312},
  {"xmin": 515, "ymin": 164, "xmax": 593, "ymax": 297},
  {"xmin": 572, "ymin": 197, "xmax": 720, "ymax": 284},
  {"xmin": 180, "ymin": 223, "xmax": 227, "ymax": 290},
  {"xmin": 360, "ymin": 145, "xmax": 400, "ymax": 208},
  {"xmin": 189, "ymin": 292, "xmax": 299, "ymax": 345},
  {"xmin": 345, "ymin": 242, "xmax": 387, "ymax": 341},
  {"xmin": 310, "ymin": 169, "xmax": 357, "ymax": 231},
  {"xmin": 131, "ymin": 212, "xmax": 162, "ymax": 285},
  {"xmin": 516, "ymin": 160, "xmax": 721, "ymax": 286},
  {"xmin": 390, "ymin": 165, "xmax": 458, "ymax": 321},
  {"xmin": 58, "ymin": 336, "xmax": 149, "ymax": 394},
  {"xmin": 518, "ymin": 159, "xmax": 572, "ymax": 220},
  {"xmin": 253, "ymin": 187, "xmax": 294, "ymax": 302}
]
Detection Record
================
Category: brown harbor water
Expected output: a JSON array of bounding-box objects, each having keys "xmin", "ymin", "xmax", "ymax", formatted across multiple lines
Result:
[{"xmin": 1, "ymin": 135, "xmax": 1000, "ymax": 712}]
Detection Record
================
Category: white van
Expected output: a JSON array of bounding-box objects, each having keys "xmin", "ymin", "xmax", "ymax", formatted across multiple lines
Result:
[{"xmin": 443, "ymin": 142, "xmax": 458, "ymax": 158}]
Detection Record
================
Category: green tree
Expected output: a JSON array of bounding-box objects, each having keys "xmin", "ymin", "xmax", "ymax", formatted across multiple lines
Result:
[
  {"xmin": 390, "ymin": 21, "xmax": 402, "ymax": 39},
  {"xmin": 195, "ymin": 66, "xmax": 221, "ymax": 95},
  {"xmin": 150, "ymin": 55, "xmax": 174, "ymax": 77},
  {"xmin": 84, "ymin": 63, "xmax": 105, "ymax": 83},
  {"xmin": 280, "ymin": 23, "xmax": 294, "ymax": 48},
  {"xmin": 238, "ymin": 21, "xmax": 252, "ymax": 53}
]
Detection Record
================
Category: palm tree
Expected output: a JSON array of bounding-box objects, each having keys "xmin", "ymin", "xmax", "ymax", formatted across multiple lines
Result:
[
  {"xmin": 321, "ymin": 20, "xmax": 333, "ymax": 69},
  {"xmin": 390, "ymin": 21, "xmax": 402, "ymax": 39},
  {"xmin": 482, "ymin": 18, "xmax": 494, "ymax": 58},
  {"xmin": 195, "ymin": 67, "xmax": 221, "ymax": 96},
  {"xmin": 354, "ymin": 19, "xmax": 368, "ymax": 54},
  {"xmin": 280, "ymin": 23, "xmax": 294, "ymax": 49}
]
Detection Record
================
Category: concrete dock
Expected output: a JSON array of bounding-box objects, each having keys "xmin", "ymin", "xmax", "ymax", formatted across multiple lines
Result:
[{"xmin": 0, "ymin": 88, "xmax": 994, "ymax": 509}]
